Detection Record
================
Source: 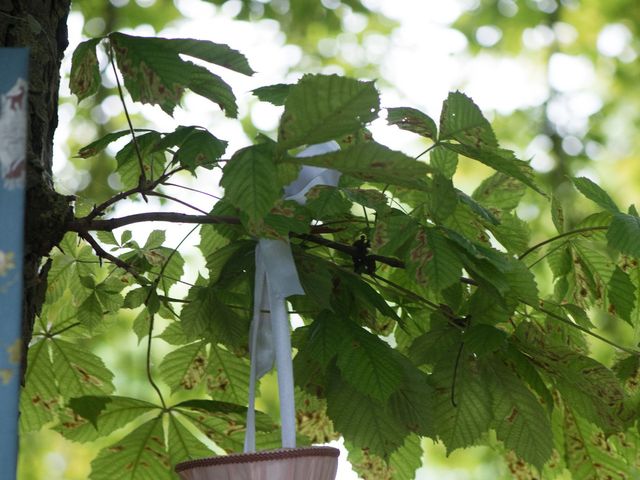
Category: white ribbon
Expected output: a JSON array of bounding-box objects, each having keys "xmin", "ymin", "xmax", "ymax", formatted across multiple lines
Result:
[{"xmin": 244, "ymin": 141, "xmax": 341, "ymax": 452}]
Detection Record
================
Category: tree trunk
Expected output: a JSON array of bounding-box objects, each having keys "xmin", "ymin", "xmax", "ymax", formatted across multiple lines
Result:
[{"xmin": 0, "ymin": 0, "xmax": 73, "ymax": 380}]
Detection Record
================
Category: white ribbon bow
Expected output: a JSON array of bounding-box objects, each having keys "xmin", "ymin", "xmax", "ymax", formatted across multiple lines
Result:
[{"xmin": 244, "ymin": 141, "xmax": 341, "ymax": 452}]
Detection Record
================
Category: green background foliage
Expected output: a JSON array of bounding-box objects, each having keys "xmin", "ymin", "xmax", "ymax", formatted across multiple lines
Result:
[{"xmin": 18, "ymin": 0, "xmax": 640, "ymax": 479}]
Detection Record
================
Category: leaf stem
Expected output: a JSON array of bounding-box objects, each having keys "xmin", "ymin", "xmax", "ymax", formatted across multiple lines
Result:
[
  {"xmin": 522, "ymin": 300, "xmax": 639, "ymax": 355},
  {"xmin": 108, "ymin": 42, "xmax": 148, "ymax": 197},
  {"xmin": 518, "ymin": 226, "xmax": 608, "ymax": 261},
  {"xmin": 146, "ymin": 314, "xmax": 167, "ymax": 409},
  {"xmin": 415, "ymin": 142, "xmax": 438, "ymax": 160}
]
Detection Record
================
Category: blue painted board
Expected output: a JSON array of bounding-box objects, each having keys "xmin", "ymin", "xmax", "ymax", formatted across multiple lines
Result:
[{"xmin": 0, "ymin": 48, "xmax": 29, "ymax": 480}]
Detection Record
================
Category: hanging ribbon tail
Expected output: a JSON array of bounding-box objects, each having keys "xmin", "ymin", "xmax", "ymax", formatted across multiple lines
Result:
[{"xmin": 244, "ymin": 141, "xmax": 341, "ymax": 453}]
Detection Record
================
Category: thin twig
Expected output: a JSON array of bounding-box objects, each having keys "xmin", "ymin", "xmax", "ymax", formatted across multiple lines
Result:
[
  {"xmin": 80, "ymin": 232, "xmax": 147, "ymax": 284},
  {"xmin": 162, "ymin": 182, "xmax": 222, "ymax": 200},
  {"xmin": 518, "ymin": 226, "xmax": 608, "ymax": 261},
  {"xmin": 146, "ymin": 192, "xmax": 210, "ymax": 215},
  {"xmin": 523, "ymin": 300, "xmax": 639, "ymax": 355},
  {"xmin": 108, "ymin": 42, "xmax": 148, "ymax": 198}
]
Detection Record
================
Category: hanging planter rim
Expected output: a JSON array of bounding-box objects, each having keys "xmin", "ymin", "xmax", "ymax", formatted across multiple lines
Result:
[{"xmin": 175, "ymin": 446, "xmax": 340, "ymax": 472}]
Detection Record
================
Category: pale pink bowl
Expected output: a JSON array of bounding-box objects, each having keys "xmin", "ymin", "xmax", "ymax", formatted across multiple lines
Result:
[{"xmin": 175, "ymin": 446, "xmax": 339, "ymax": 480}]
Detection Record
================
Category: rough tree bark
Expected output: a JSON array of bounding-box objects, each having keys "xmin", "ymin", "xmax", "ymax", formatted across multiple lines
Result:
[{"xmin": 0, "ymin": 0, "xmax": 73, "ymax": 379}]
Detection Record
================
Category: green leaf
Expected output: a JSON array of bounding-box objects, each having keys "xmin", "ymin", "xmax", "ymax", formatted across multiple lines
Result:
[
  {"xmin": 430, "ymin": 145, "xmax": 458, "ymax": 178},
  {"xmin": 551, "ymin": 194, "xmax": 565, "ymax": 233},
  {"xmin": 50, "ymin": 338, "xmax": 114, "ymax": 398},
  {"xmin": 491, "ymin": 213, "xmax": 531, "ymax": 254},
  {"xmin": 174, "ymin": 402, "xmax": 248, "ymax": 453},
  {"xmin": 347, "ymin": 434, "xmax": 423, "ymax": 480},
  {"xmin": 472, "ymin": 172, "xmax": 526, "ymax": 211},
  {"xmin": 428, "ymin": 174, "xmax": 458, "ymax": 222},
  {"xmin": 573, "ymin": 177, "xmax": 620, "ymax": 213},
  {"xmin": 456, "ymin": 190, "xmax": 500, "ymax": 226},
  {"xmin": 463, "ymin": 325, "xmax": 507, "ymax": 357},
  {"xmin": 20, "ymin": 340, "xmax": 58, "ymax": 432},
  {"xmin": 285, "ymin": 142, "xmax": 429, "ymax": 190},
  {"xmin": 386, "ymin": 106, "xmax": 437, "ymax": 140},
  {"xmin": 159, "ymin": 341, "xmax": 208, "ymax": 393},
  {"xmin": 90, "ymin": 416, "xmax": 172, "ymax": 480},
  {"xmin": 486, "ymin": 359, "xmax": 553, "ymax": 470},
  {"xmin": 409, "ymin": 314, "xmax": 462, "ymax": 366},
  {"xmin": 304, "ymin": 185, "xmax": 352, "ymax": 220},
  {"xmin": 96, "ymin": 231, "xmax": 119, "ymax": 246},
  {"xmin": 181, "ymin": 286, "xmax": 248, "ymax": 347},
  {"xmin": 439, "ymin": 91, "xmax": 498, "ymax": 149},
  {"xmin": 167, "ymin": 413, "xmax": 213, "ymax": 466},
  {"xmin": 60, "ymin": 396, "xmax": 160, "ymax": 442},
  {"xmin": 335, "ymin": 321, "xmax": 404, "ymax": 402},
  {"xmin": 278, "ymin": 74, "xmax": 380, "ymax": 149},
  {"xmin": 173, "ymin": 128, "xmax": 227, "ymax": 172},
  {"xmin": 77, "ymin": 293, "xmax": 103, "ymax": 329},
  {"xmin": 161, "ymin": 37, "xmax": 254, "ymax": 75},
  {"xmin": 252, "ymin": 83, "xmax": 292, "ymax": 106},
  {"xmin": 608, "ymin": 266, "xmax": 636, "ymax": 324},
  {"xmin": 326, "ymin": 367, "xmax": 408, "ymax": 459},
  {"xmin": 220, "ymin": 144, "xmax": 282, "ymax": 223},
  {"xmin": 207, "ymin": 344, "xmax": 251, "ymax": 404},
  {"xmin": 405, "ymin": 227, "xmax": 462, "ymax": 292},
  {"xmin": 109, "ymin": 33, "xmax": 241, "ymax": 116},
  {"xmin": 70, "ymin": 38, "xmax": 101, "ymax": 102},
  {"xmin": 431, "ymin": 354, "xmax": 493, "ymax": 452},
  {"xmin": 115, "ymin": 131, "xmax": 166, "ymax": 189},
  {"xmin": 371, "ymin": 209, "xmax": 419, "ymax": 258},
  {"xmin": 564, "ymin": 407, "xmax": 635, "ymax": 480},
  {"xmin": 516, "ymin": 324, "xmax": 626, "ymax": 433},
  {"xmin": 445, "ymin": 143, "xmax": 542, "ymax": 194},
  {"xmin": 75, "ymin": 129, "xmax": 134, "ymax": 158},
  {"xmin": 607, "ymin": 212, "xmax": 640, "ymax": 257}
]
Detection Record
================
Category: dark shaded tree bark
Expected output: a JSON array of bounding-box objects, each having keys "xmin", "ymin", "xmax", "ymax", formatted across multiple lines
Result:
[{"xmin": 0, "ymin": 0, "xmax": 73, "ymax": 379}]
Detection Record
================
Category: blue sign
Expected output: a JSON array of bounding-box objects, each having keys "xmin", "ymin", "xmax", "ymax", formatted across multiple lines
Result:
[{"xmin": 0, "ymin": 48, "xmax": 29, "ymax": 480}]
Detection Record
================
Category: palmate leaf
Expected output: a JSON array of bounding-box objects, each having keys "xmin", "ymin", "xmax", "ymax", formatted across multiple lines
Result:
[
  {"xmin": 20, "ymin": 340, "xmax": 59, "ymax": 432},
  {"xmin": 607, "ymin": 212, "xmax": 640, "ymax": 258},
  {"xmin": 371, "ymin": 209, "xmax": 419, "ymax": 258},
  {"xmin": 59, "ymin": 396, "xmax": 160, "ymax": 443},
  {"xmin": 70, "ymin": 38, "xmax": 102, "ymax": 102},
  {"xmin": 430, "ymin": 354, "xmax": 493, "ymax": 453},
  {"xmin": 608, "ymin": 266, "xmax": 636, "ymax": 324},
  {"xmin": 90, "ymin": 416, "xmax": 172, "ymax": 480},
  {"xmin": 443, "ymin": 142, "xmax": 543, "ymax": 194},
  {"xmin": 439, "ymin": 91, "xmax": 498, "ymax": 149},
  {"xmin": 516, "ymin": 324, "xmax": 627, "ymax": 434},
  {"xmin": 173, "ymin": 400, "xmax": 255, "ymax": 453},
  {"xmin": 109, "ymin": 33, "xmax": 247, "ymax": 116},
  {"xmin": 285, "ymin": 142, "xmax": 429, "ymax": 190},
  {"xmin": 564, "ymin": 407, "xmax": 636, "ymax": 480},
  {"xmin": 486, "ymin": 359, "xmax": 553, "ymax": 470},
  {"xmin": 159, "ymin": 341, "xmax": 208, "ymax": 393},
  {"xmin": 335, "ymin": 320, "xmax": 404, "ymax": 402},
  {"xmin": 387, "ymin": 106, "xmax": 438, "ymax": 140},
  {"xmin": 347, "ymin": 434, "xmax": 423, "ymax": 480},
  {"xmin": 278, "ymin": 74, "xmax": 380, "ymax": 149},
  {"xmin": 472, "ymin": 172, "xmax": 526, "ymax": 211},
  {"xmin": 326, "ymin": 368, "xmax": 408, "ymax": 459},
  {"xmin": 573, "ymin": 177, "xmax": 620, "ymax": 213},
  {"xmin": 220, "ymin": 144, "xmax": 282, "ymax": 224},
  {"xmin": 207, "ymin": 344, "xmax": 250, "ymax": 404},
  {"xmin": 405, "ymin": 227, "xmax": 462, "ymax": 292},
  {"xmin": 50, "ymin": 338, "xmax": 114, "ymax": 398},
  {"xmin": 172, "ymin": 128, "xmax": 227, "ymax": 172},
  {"xmin": 430, "ymin": 146, "xmax": 458, "ymax": 178},
  {"xmin": 252, "ymin": 83, "xmax": 292, "ymax": 106},
  {"xmin": 167, "ymin": 413, "xmax": 213, "ymax": 466}
]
